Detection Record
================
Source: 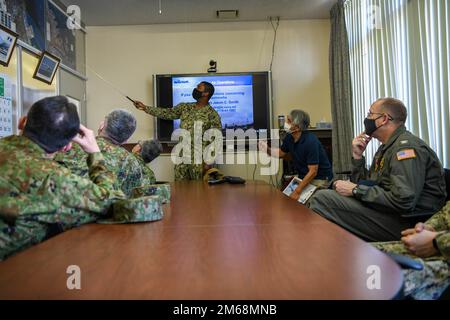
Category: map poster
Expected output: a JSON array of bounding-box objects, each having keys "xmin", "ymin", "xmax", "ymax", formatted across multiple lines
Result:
[
  {"xmin": 0, "ymin": 0, "xmax": 46, "ymax": 52},
  {"xmin": 46, "ymin": 1, "xmax": 76, "ymax": 70}
]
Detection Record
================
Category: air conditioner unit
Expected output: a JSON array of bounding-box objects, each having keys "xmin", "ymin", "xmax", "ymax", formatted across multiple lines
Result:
[{"xmin": 216, "ymin": 10, "xmax": 239, "ymax": 19}]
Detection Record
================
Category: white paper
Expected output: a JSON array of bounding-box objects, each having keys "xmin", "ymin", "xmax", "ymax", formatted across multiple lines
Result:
[
  {"xmin": 0, "ymin": 96, "xmax": 13, "ymax": 137},
  {"xmin": 282, "ymin": 177, "xmax": 318, "ymax": 204},
  {"xmin": 0, "ymin": 74, "xmax": 13, "ymax": 137}
]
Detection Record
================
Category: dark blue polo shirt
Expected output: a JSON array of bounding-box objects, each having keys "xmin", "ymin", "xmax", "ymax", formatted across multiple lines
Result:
[{"xmin": 280, "ymin": 131, "xmax": 333, "ymax": 180}]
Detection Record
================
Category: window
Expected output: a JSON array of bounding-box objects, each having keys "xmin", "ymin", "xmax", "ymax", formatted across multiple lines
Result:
[{"xmin": 345, "ymin": 0, "xmax": 450, "ymax": 167}]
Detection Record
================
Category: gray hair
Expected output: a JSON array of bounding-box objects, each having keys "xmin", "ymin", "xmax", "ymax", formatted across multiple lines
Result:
[
  {"xmin": 289, "ymin": 109, "xmax": 310, "ymax": 131},
  {"xmin": 104, "ymin": 109, "xmax": 137, "ymax": 144},
  {"xmin": 140, "ymin": 140, "xmax": 163, "ymax": 163}
]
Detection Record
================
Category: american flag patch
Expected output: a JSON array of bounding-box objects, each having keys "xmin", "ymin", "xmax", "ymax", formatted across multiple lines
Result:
[{"xmin": 397, "ymin": 149, "xmax": 416, "ymax": 160}]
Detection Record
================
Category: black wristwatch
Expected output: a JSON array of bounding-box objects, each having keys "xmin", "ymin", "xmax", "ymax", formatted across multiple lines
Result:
[
  {"xmin": 432, "ymin": 237, "xmax": 441, "ymax": 254},
  {"xmin": 352, "ymin": 186, "xmax": 358, "ymax": 197}
]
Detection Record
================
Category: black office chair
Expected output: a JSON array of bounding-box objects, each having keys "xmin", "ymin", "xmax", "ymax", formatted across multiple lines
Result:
[{"xmin": 444, "ymin": 168, "xmax": 450, "ymax": 201}]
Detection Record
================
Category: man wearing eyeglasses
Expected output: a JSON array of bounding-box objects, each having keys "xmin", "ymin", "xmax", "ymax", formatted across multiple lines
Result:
[{"xmin": 309, "ymin": 98, "xmax": 446, "ymax": 241}]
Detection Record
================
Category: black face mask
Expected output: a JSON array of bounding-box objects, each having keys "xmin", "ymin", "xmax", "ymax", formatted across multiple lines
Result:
[
  {"xmin": 363, "ymin": 115, "xmax": 383, "ymax": 136},
  {"xmin": 192, "ymin": 88, "xmax": 204, "ymax": 101}
]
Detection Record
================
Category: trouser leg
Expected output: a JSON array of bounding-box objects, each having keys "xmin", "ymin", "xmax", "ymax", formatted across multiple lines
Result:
[
  {"xmin": 309, "ymin": 189, "xmax": 414, "ymax": 241},
  {"xmin": 373, "ymin": 241, "xmax": 450, "ymax": 299},
  {"xmin": 174, "ymin": 164, "xmax": 190, "ymax": 181},
  {"xmin": 175, "ymin": 164, "xmax": 204, "ymax": 181}
]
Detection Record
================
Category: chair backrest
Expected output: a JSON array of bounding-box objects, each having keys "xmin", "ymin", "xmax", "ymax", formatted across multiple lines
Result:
[{"xmin": 445, "ymin": 169, "xmax": 450, "ymax": 201}]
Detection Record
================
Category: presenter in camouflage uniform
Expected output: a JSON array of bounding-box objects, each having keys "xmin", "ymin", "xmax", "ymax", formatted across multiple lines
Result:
[
  {"xmin": 0, "ymin": 96, "xmax": 125, "ymax": 260},
  {"xmin": 309, "ymin": 98, "xmax": 446, "ymax": 241},
  {"xmin": 133, "ymin": 82, "xmax": 222, "ymax": 181}
]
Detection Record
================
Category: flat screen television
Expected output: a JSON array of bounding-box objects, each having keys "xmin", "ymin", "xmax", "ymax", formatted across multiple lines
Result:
[{"xmin": 153, "ymin": 71, "xmax": 273, "ymax": 142}]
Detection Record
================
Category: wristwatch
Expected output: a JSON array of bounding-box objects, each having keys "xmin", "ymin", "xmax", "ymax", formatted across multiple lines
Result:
[
  {"xmin": 352, "ymin": 186, "xmax": 358, "ymax": 197},
  {"xmin": 432, "ymin": 237, "xmax": 441, "ymax": 254}
]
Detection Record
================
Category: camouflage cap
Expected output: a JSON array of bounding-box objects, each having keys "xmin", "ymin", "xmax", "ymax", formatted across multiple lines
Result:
[
  {"xmin": 97, "ymin": 195, "xmax": 164, "ymax": 224},
  {"xmin": 130, "ymin": 182, "xmax": 171, "ymax": 204},
  {"xmin": 203, "ymin": 168, "xmax": 224, "ymax": 182}
]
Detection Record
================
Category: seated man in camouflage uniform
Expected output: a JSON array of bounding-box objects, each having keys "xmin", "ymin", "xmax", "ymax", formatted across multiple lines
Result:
[
  {"xmin": 131, "ymin": 139, "xmax": 163, "ymax": 184},
  {"xmin": 0, "ymin": 96, "xmax": 125, "ymax": 260},
  {"xmin": 56, "ymin": 109, "xmax": 154, "ymax": 197},
  {"xmin": 373, "ymin": 201, "xmax": 450, "ymax": 299}
]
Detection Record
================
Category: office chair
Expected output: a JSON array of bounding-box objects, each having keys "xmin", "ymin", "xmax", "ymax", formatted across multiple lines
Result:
[{"xmin": 444, "ymin": 168, "xmax": 450, "ymax": 201}]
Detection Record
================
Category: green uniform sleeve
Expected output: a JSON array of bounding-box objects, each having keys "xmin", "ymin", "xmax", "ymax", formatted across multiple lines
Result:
[
  {"xmin": 209, "ymin": 109, "xmax": 222, "ymax": 130},
  {"xmin": 0, "ymin": 153, "xmax": 125, "ymax": 222},
  {"xmin": 354, "ymin": 146, "xmax": 426, "ymax": 214},
  {"xmin": 145, "ymin": 104, "xmax": 184, "ymax": 120},
  {"xmin": 435, "ymin": 232, "xmax": 450, "ymax": 260},
  {"xmin": 132, "ymin": 153, "xmax": 156, "ymax": 185},
  {"xmin": 426, "ymin": 201, "xmax": 450, "ymax": 231},
  {"xmin": 141, "ymin": 164, "xmax": 156, "ymax": 185},
  {"xmin": 56, "ymin": 152, "xmax": 125, "ymax": 215},
  {"xmin": 0, "ymin": 192, "xmax": 59, "ymax": 223},
  {"xmin": 116, "ymin": 154, "xmax": 147, "ymax": 197},
  {"xmin": 350, "ymin": 156, "xmax": 369, "ymax": 183}
]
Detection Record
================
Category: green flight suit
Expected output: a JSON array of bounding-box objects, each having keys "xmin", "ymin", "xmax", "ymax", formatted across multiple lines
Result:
[
  {"xmin": 309, "ymin": 125, "xmax": 446, "ymax": 241},
  {"xmin": 144, "ymin": 102, "xmax": 222, "ymax": 181}
]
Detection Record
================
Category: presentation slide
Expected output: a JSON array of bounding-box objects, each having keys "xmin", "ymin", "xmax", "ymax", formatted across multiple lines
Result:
[{"xmin": 172, "ymin": 75, "xmax": 254, "ymax": 130}]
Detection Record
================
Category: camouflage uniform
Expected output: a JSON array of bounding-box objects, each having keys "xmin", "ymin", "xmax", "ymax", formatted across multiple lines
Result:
[
  {"xmin": 373, "ymin": 201, "xmax": 450, "ymax": 299},
  {"xmin": 144, "ymin": 103, "xmax": 222, "ymax": 181},
  {"xmin": 131, "ymin": 183, "xmax": 171, "ymax": 203},
  {"xmin": 55, "ymin": 136, "xmax": 155, "ymax": 197},
  {"xmin": 132, "ymin": 153, "xmax": 156, "ymax": 185},
  {"xmin": 97, "ymin": 195, "xmax": 164, "ymax": 224},
  {"xmin": 0, "ymin": 135, "xmax": 125, "ymax": 260}
]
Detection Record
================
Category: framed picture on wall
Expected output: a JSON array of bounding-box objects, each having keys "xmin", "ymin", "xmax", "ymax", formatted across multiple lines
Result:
[
  {"xmin": 33, "ymin": 51, "xmax": 61, "ymax": 84},
  {"xmin": 0, "ymin": 24, "xmax": 18, "ymax": 67},
  {"xmin": 66, "ymin": 95, "xmax": 81, "ymax": 116}
]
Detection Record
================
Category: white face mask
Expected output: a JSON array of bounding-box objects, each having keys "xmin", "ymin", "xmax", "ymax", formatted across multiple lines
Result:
[{"xmin": 284, "ymin": 122, "xmax": 292, "ymax": 133}]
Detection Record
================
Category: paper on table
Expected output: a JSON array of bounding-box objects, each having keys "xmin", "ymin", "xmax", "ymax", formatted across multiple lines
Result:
[{"xmin": 282, "ymin": 176, "xmax": 318, "ymax": 204}]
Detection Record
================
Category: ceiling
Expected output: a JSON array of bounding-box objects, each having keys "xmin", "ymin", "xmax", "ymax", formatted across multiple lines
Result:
[{"xmin": 60, "ymin": 0, "xmax": 337, "ymax": 26}]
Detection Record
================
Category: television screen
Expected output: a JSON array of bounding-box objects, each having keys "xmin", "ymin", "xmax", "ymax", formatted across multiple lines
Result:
[{"xmin": 154, "ymin": 72, "xmax": 272, "ymax": 142}]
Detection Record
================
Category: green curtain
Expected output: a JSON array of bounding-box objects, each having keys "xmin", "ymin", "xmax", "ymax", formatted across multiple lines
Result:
[{"xmin": 329, "ymin": 0, "xmax": 354, "ymax": 173}]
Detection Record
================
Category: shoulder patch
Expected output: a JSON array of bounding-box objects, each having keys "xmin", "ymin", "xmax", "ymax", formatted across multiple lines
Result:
[{"xmin": 397, "ymin": 149, "xmax": 416, "ymax": 161}]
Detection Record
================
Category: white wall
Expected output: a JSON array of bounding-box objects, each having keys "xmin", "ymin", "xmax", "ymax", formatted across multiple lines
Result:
[
  {"xmin": 86, "ymin": 19, "xmax": 331, "ymax": 182},
  {"xmin": 86, "ymin": 19, "xmax": 331, "ymax": 141}
]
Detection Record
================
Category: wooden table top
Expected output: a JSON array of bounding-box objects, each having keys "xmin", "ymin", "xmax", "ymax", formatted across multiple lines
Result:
[{"xmin": 0, "ymin": 181, "xmax": 403, "ymax": 299}]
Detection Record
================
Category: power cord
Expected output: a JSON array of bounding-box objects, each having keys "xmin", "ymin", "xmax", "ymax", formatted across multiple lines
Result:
[{"xmin": 269, "ymin": 16, "xmax": 280, "ymax": 72}]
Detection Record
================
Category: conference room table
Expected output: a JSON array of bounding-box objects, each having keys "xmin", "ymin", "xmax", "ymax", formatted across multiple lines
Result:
[{"xmin": 0, "ymin": 181, "xmax": 403, "ymax": 299}]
